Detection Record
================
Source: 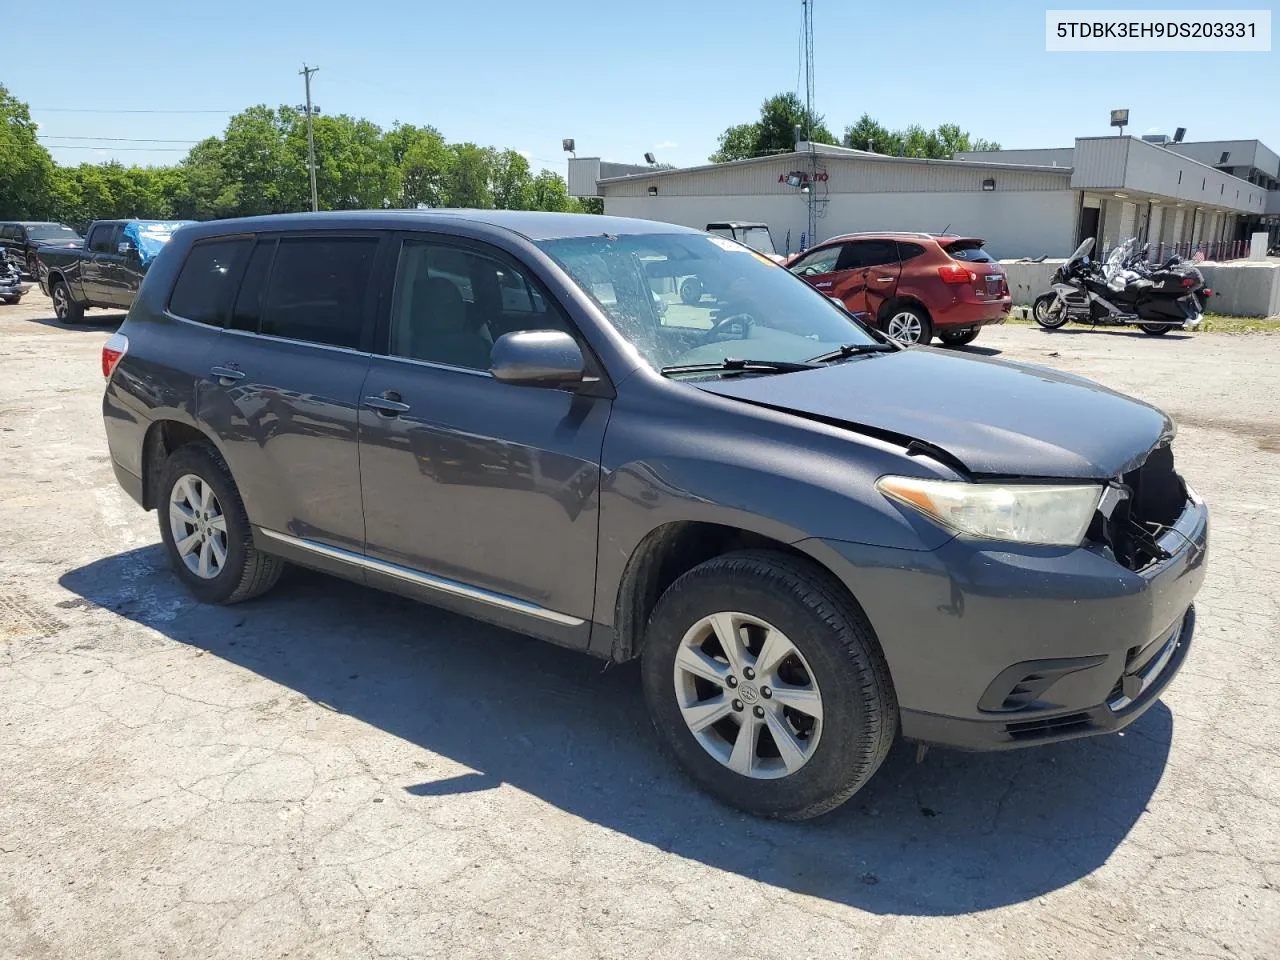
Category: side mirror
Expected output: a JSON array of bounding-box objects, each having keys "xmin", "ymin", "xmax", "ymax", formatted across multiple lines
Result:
[
  {"xmin": 489, "ymin": 330, "xmax": 586, "ymax": 388},
  {"xmin": 117, "ymin": 241, "xmax": 135, "ymax": 256}
]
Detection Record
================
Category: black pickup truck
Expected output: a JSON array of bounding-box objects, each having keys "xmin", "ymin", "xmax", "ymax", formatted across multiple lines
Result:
[{"xmin": 38, "ymin": 219, "xmax": 193, "ymax": 322}]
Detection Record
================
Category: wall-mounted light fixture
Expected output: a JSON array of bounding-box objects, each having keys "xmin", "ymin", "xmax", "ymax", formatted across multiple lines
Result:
[
  {"xmin": 562, "ymin": 138, "xmax": 575, "ymax": 156},
  {"xmin": 981, "ymin": 178, "xmax": 996, "ymax": 191},
  {"xmin": 647, "ymin": 186, "xmax": 658, "ymax": 197},
  {"xmin": 644, "ymin": 152, "xmax": 657, "ymax": 165}
]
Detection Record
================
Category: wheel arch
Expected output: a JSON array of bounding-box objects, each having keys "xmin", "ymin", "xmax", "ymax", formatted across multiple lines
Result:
[
  {"xmin": 609, "ymin": 520, "xmax": 878, "ymax": 665},
  {"xmin": 139, "ymin": 418, "xmax": 227, "ymax": 510},
  {"xmin": 877, "ymin": 294, "xmax": 932, "ymax": 324}
]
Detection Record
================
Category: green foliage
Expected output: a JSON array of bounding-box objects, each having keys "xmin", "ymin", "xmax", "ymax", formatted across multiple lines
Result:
[
  {"xmin": 0, "ymin": 83, "xmax": 56, "ymax": 219},
  {"xmin": 1, "ymin": 86, "xmax": 586, "ymax": 227},
  {"xmin": 841, "ymin": 112, "xmax": 1001, "ymax": 158},
  {"xmin": 710, "ymin": 93, "xmax": 836, "ymax": 163}
]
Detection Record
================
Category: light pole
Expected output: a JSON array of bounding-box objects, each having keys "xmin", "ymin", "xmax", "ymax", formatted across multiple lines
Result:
[{"xmin": 298, "ymin": 64, "xmax": 320, "ymax": 212}]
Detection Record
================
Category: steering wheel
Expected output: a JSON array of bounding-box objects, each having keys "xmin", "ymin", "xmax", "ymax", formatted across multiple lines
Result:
[{"xmin": 701, "ymin": 312, "xmax": 755, "ymax": 344}]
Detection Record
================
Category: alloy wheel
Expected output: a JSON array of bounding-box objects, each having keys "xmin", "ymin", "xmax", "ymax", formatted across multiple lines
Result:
[
  {"xmin": 672, "ymin": 611, "xmax": 823, "ymax": 779},
  {"xmin": 52, "ymin": 284, "xmax": 69, "ymax": 319},
  {"xmin": 885, "ymin": 311, "xmax": 924, "ymax": 345},
  {"xmin": 168, "ymin": 473, "xmax": 228, "ymax": 580}
]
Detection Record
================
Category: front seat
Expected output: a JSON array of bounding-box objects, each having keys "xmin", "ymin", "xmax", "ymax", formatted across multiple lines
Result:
[{"xmin": 407, "ymin": 277, "xmax": 492, "ymax": 370}]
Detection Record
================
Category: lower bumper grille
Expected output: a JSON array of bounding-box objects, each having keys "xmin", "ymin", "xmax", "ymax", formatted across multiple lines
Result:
[{"xmin": 1004, "ymin": 712, "xmax": 1092, "ymax": 742}]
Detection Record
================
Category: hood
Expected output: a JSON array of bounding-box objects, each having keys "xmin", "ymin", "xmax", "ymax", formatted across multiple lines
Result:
[{"xmin": 699, "ymin": 348, "xmax": 1172, "ymax": 479}]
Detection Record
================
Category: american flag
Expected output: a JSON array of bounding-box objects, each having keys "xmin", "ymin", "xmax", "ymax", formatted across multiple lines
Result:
[{"xmin": 1191, "ymin": 250, "xmax": 1206, "ymax": 263}]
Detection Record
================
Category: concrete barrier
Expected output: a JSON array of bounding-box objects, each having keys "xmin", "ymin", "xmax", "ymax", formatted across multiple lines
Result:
[{"xmin": 999, "ymin": 258, "xmax": 1280, "ymax": 317}]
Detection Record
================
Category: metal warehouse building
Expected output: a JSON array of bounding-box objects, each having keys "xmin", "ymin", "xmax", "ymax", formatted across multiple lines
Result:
[{"xmin": 569, "ymin": 136, "xmax": 1278, "ymax": 261}]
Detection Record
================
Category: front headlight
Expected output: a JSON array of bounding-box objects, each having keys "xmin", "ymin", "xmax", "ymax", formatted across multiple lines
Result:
[{"xmin": 876, "ymin": 476, "xmax": 1102, "ymax": 546}]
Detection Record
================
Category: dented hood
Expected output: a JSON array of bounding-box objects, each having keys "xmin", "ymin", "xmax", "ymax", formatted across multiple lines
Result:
[{"xmin": 698, "ymin": 348, "xmax": 1172, "ymax": 479}]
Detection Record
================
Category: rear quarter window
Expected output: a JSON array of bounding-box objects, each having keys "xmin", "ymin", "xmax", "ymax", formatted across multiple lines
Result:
[
  {"xmin": 945, "ymin": 241, "xmax": 994, "ymax": 263},
  {"xmin": 168, "ymin": 239, "xmax": 252, "ymax": 326}
]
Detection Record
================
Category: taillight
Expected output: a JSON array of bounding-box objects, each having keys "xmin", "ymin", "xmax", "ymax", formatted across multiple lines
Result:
[
  {"xmin": 1181, "ymin": 276, "xmax": 1197, "ymax": 287},
  {"xmin": 1203, "ymin": 288, "xmax": 1213, "ymax": 296},
  {"xmin": 102, "ymin": 332, "xmax": 128, "ymax": 380},
  {"xmin": 938, "ymin": 263, "xmax": 976, "ymax": 284}
]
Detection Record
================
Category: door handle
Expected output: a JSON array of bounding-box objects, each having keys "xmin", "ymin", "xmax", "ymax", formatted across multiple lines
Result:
[
  {"xmin": 210, "ymin": 365, "xmax": 245, "ymax": 385},
  {"xmin": 364, "ymin": 393, "xmax": 411, "ymax": 417},
  {"xmin": 815, "ymin": 281, "xmax": 833, "ymax": 288},
  {"xmin": 875, "ymin": 276, "xmax": 895, "ymax": 282}
]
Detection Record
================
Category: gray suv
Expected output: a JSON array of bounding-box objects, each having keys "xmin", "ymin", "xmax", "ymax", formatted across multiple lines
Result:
[{"xmin": 101, "ymin": 211, "xmax": 1207, "ymax": 820}]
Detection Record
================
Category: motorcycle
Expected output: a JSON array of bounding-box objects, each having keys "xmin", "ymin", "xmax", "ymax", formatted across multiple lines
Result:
[
  {"xmin": 0, "ymin": 255, "xmax": 32, "ymax": 305},
  {"xmin": 1032, "ymin": 238, "xmax": 1212, "ymax": 336}
]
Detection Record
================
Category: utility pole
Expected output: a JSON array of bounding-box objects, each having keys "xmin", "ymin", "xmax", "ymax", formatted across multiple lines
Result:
[
  {"xmin": 298, "ymin": 64, "xmax": 320, "ymax": 212},
  {"xmin": 801, "ymin": 0, "xmax": 817, "ymax": 245}
]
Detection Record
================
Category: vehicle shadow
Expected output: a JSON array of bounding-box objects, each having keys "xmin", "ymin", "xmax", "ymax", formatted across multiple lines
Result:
[
  {"xmin": 24, "ymin": 311, "xmax": 126, "ymax": 331},
  {"xmin": 60, "ymin": 546, "xmax": 1174, "ymax": 917},
  {"xmin": 1034, "ymin": 327, "xmax": 1192, "ymax": 341},
  {"xmin": 943, "ymin": 344, "xmax": 1002, "ymax": 357}
]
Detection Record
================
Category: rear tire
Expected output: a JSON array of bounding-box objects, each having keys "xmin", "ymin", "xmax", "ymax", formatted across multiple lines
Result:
[
  {"xmin": 1140, "ymin": 323, "xmax": 1172, "ymax": 336},
  {"xmin": 1, "ymin": 296, "xmax": 19, "ymax": 306},
  {"xmin": 1033, "ymin": 293, "xmax": 1068, "ymax": 329},
  {"xmin": 679, "ymin": 277, "xmax": 704, "ymax": 305},
  {"xmin": 938, "ymin": 328, "xmax": 980, "ymax": 347},
  {"xmin": 51, "ymin": 280, "xmax": 84, "ymax": 323},
  {"xmin": 640, "ymin": 550, "xmax": 897, "ymax": 820},
  {"xmin": 158, "ymin": 443, "xmax": 284, "ymax": 605}
]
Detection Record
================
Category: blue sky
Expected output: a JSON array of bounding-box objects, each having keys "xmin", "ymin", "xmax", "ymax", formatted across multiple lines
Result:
[{"xmin": 9, "ymin": 0, "xmax": 1277, "ymax": 177}]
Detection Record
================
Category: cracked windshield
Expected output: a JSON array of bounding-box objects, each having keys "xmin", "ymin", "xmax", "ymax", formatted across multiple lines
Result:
[{"xmin": 537, "ymin": 232, "xmax": 878, "ymax": 371}]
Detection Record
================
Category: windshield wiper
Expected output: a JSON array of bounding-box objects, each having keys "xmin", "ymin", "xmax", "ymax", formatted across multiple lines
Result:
[
  {"xmin": 659, "ymin": 357, "xmax": 820, "ymax": 378},
  {"xmin": 806, "ymin": 342, "xmax": 897, "ymax": 363}
]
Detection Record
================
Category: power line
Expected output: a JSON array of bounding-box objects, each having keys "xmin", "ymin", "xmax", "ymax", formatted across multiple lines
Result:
[
  {"xmin": 31, "ymin": 107, "xmax": 233, "ymax": 114},
  {"xmin": 38, "ymin": 135, "xmax": 201, "ymax": 144},
  {"xmin": 41, "ymin": 145, "xmax": 191, "ymax": 152}
]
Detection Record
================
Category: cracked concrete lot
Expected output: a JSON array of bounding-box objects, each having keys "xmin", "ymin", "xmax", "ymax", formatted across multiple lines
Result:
[{"xmin": 1, "ymin": 294, "xmax": 1278, "ymax": 960}]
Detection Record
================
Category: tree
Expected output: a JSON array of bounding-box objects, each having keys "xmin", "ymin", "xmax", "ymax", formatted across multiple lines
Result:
[
  {"xmin": 0, "ymin": 84, "xmax": 56, "ymax": 219},
  {"xmin": 842, "ymin": 114, "xmax": 899, "ymax": 154},
  {"xmin": 842, "ymin": 115, "xmax": 1001, "ymax": 158},
  {"xmin": 710, "ymin": 123, "xmax": 759, "ymax": 163},
  {"xmin": 710, "ymin": 93, "xmax": 836, "ymax": 163},
  {"xmin": 444, "ymin": 143, "xmax": 493, "ymax": 208},
  {"xmin": 218, "ymin": 105, "xmax": 303, "ymax": 215},
  {"xmin": 294, "ymin": 113, "xmax": 398, "ymax": 209},
  {"xmin": 386, "ymin": 123, "xmax": 450, "ymax": 208},
  {"xmin": 530, "ymin": 169, "xmax": 572, "ymax": 212},
  {"xmin": 488, "ymin": 149, "xmax": 533, "ymax": 210}
]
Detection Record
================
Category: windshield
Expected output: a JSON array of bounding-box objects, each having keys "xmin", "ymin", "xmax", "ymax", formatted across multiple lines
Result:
[
  {"xmin": 27, "ymin": 224, "xmax": 81, "ymax": 241},
  {"xmin": 1068, "ymin": 237, "xmax": 1094, "ymax": 263},
  {"xmin": 944, "ymin": 239, "xmax": 993, "ymax": 262},
  {"xmin": 535, "ymin": 232, "xmax": 878, "ymax": 371},
  {"xmin": 734, "ymin": 226, "xmax": 777, "ymax": 255}
]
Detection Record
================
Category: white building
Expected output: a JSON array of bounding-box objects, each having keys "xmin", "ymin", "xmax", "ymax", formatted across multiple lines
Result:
[{"xmin": 570, "ymin": 136, "xmax": 1277, "ymax": 260}]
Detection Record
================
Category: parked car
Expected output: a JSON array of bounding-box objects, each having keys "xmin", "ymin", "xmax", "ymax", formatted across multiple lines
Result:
[
  {"xmin": 0, "ymin": 221, "xmax": 83, "ymax": 278},
  {"xmin": 0, "ymin": 257, "xmax": 32, "ymax": 304},
  {"xmin": 101, "ymin": 211, "xmax": 1207, "ymax": 820},
  {"xmin": 39, "ymin": 219, "xmax": 193, "ymax": 322},
  {"xmin": 788, "ymin": 231, "xmax": 1012, "ymax": 346}
]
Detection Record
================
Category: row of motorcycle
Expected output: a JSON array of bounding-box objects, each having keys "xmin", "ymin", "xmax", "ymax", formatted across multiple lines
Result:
[
  {"xmin": 1032, "ymin": 237, "xmax": 1213, "ymax": 336},
  {"xmin": 0, "ymin": 253, "xmax": 32, "ymax": 305}
]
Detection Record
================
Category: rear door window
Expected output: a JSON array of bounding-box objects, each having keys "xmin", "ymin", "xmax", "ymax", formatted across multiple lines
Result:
[
  {"xmin": 945, "ymin": 240, "xmax": 994, "ymax": 262},
  {"xmin": 168, "ymin": 239, "xmax": 252, "ymax": 326},
  {"xmin": 259, "ymin": 236, "xmax": 379, "ymax": 349},
  {"xmin": 838, "ymin": 240, "xmax": 899, "ymax": 270},
  {"xmin": 229, "ymin": 241, "xmax": 275, "ymax": 333},
  {"xmin": 896, "ymin": 241, "xmax": 926, "ymax": 262}
]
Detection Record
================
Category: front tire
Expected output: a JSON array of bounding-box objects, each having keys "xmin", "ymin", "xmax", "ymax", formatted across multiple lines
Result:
[
  {"xmin": 51, "ymin": 280, "xmax": 84, "ymax": 323},
  {"xmin": 1140, "ymin": 323, "xmax": 1172, "ymax": 336},
  {"xmin": 679, "ymin": 276, "xmax": 704, "ymax": 305},
  {"xmin": 158, "ymin": 443, "xmax": 284, "ymax": 605},
  {"xmin": 640, "ymin": 550, "xmax": 897, "ymax": 820},
  {"xmin": 882, "ymin": 305, "xmax": 932, "ymax": 346},
  {"xmin": 1, "ymin": 295, "xmax": 19, "ymax": 306},
  {"xmin": 1033, "ymin": 293, "xmax": 1070, "ymax": 329}
]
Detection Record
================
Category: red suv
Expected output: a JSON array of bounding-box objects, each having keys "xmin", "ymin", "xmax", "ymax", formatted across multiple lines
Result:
[{"xmin": 787, "ymin": 232, "xmax": 1011, "ymax": 346}]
